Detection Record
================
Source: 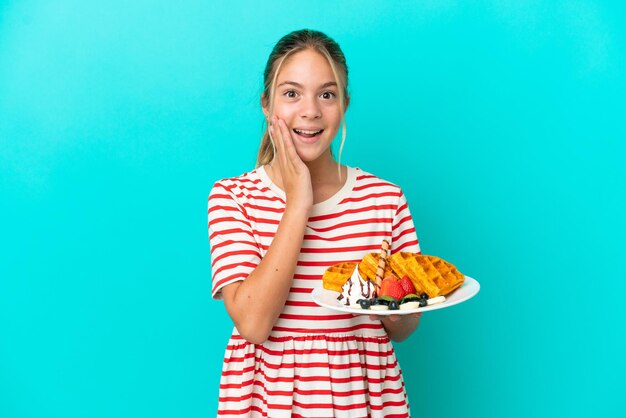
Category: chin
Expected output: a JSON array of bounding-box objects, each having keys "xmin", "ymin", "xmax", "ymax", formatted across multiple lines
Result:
[
  {"xmin": 295, "ymin": 152, "xmax": 323, "ymax": 163},
  {"xmin": 294, "ymin": 144, "xmax": 331, "ymax": 162},
  {"xmin": 295, "ymin": 141, "xmax": 334, "ymax": 162}
]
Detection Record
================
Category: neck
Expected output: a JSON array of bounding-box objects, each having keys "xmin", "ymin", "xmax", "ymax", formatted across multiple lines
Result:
[
  {"xmin": 266, "ymin": 152, "xmax": 345, "ymax": 192},
  {"xmin": 306, "ymin": 153, "xmax": 342, "ymax": 185}
]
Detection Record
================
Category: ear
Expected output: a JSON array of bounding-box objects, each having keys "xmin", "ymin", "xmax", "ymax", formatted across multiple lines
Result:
[{"xmin": 344, "ymin": 95, "xmax": 350, "ymax": 112}]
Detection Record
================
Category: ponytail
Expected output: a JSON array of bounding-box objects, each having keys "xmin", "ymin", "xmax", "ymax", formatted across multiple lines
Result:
[{"xmin": 256, "ymin": 130, "xmax": 274, "ymax": 167}]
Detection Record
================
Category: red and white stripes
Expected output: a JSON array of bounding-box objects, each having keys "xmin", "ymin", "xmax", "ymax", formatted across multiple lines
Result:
[{"xmin": 208, "ymin": 166, "xmax": 420, "ymax": 417}]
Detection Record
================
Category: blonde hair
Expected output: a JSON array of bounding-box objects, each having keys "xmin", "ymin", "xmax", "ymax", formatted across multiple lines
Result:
[{"xmin": 256, "ymin": 30, "xmax": 349, "ymax": 177}]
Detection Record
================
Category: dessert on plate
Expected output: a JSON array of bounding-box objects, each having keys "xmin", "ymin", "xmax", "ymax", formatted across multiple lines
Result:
[{"xmin": 321, "ymin": 240, "xmax": 465, "ymax": 311}]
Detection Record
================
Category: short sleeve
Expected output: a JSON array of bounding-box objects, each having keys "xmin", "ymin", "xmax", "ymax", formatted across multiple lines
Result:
[
  {"xmin": 391, "ymin": 189, "xmax": 421, "ymax": 254},
  {"xmin": 208, "ymin": 180, "xmax": 262, "ymax": 299}
]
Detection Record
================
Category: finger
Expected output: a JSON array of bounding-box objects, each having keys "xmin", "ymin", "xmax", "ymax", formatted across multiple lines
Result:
[
  {"xmin": 277, "ymin": 119, "xmax": 303, "ymax": 166},
  {"xmin": 269, "ymin": 117, "xmax": 286, "ymax": 163},
  {"xmin": 276, "ymin": 118, "xmax": 290, "ymax": 142},
  {"xmin": 269, "ymin": 116, "xmax": 281, "ymax": 146}
]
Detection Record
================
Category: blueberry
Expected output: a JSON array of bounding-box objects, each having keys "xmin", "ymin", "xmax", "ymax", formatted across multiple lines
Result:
[
  {"xmin": 419, "ymin": 299, "xmax": 428, "ymax": 307},
  {"xmin": 358, "ymin": 299, "xmax": 371, "ymax": 309},
  {"xmin": 389, "ymin": 300, "xmax": 399, "ymax": 310},
  {"xmin": 378, "ymin": 295, "xmax": 396, "ymax": 304},
  {"xmin": 371, "ymin": 298, "xmax": 390, "ymax": 306},
  {"xmin": 420, "ymin": 292, "xmax": 429, "ymax": 299}
]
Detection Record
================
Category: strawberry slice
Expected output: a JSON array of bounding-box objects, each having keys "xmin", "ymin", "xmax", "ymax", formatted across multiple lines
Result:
[
  {"xmin": 400, "ymin": 275, "xmax": 416, "ymax": 295},
  {"xmin": 380, "ymin": 275, "xmax": 406, "ymax": 300},
  {"xmin": 386, "ymin": 281, "xmax": 406, "ymax": 300},
  {"xmin": 379, "ymin": 276, "xmax": 395, "ymax": 297}
]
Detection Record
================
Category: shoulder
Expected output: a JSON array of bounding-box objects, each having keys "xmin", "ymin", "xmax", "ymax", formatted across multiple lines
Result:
[
  {"xmin": 208, "ymin": 170, "xmax": 271, "ymax": 215},
  {"xmin": 211, "ymin": 169, "xmax": 260, "ymax": 191},
  {"xmin": 352, "ymin": 167, "xmax": 403, "ymax": 195},
  {"xmin": 209, "ymin": 169, "xmax": 267, "ymax": 199}
]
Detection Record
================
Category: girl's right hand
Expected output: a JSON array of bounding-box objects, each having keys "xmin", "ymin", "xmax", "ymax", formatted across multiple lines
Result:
[{"xmin": 270, "ymin": 116, "xmax": 313, "ymax": 212}]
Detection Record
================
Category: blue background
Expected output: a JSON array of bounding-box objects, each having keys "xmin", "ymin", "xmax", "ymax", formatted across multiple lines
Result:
[{"xmin": 1, "ymin": 1, "xmax": 625, "ymax": 417}]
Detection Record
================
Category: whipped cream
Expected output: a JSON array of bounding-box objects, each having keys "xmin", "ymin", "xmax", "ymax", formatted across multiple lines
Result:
[{"xmin": 337, "ymin": 263, "xmax": 375, "ymax": 306}]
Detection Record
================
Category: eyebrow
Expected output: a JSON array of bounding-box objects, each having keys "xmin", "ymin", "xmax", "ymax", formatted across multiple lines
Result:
[{"xmin": 277, "ymin": 81, "xmax": 338, "ymax": 89}]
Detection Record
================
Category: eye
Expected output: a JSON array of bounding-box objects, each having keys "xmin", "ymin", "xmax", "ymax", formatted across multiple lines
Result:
[
  {"xmin": 320, "ymin": 91, "xmax": 336, "ymax": 100},
  {"xmin": 283, "ymin": 90, "xmax": 298, "ymax": 99}
]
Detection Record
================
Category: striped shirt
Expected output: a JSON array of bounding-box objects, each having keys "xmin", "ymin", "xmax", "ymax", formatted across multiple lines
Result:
[{"xmin": 208, "ymin": 166, "xmax": 420, "ymax": 417}]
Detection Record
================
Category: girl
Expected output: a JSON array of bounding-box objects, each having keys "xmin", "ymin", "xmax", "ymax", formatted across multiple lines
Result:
[{"xmin": 208, "ymin": 29, "xmax": 422, "ymax": 417}]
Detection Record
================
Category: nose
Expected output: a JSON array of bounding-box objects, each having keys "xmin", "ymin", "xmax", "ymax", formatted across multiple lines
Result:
[{"xmin": 299, "ymin": 96, "xmax": 321, "ymax": 119}]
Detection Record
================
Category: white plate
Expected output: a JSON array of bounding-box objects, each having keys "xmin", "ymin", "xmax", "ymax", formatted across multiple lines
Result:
[{"xmin": 311, "ymin": 276, "xmax": 480, "ymax": 315}]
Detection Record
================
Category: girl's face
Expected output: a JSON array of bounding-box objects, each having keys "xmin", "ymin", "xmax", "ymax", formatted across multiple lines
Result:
[{"xmin": 264, "ymin": 49, "xmax": 343, "ymax": 164}]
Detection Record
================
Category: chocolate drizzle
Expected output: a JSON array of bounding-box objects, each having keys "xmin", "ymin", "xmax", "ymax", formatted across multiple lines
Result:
[
  {"xmin": 337, "ymin": 272, "xmax": 354, "ymax": 305},
  {"xmin": 360, "ymin": 277, "xmax": 371, "ymax": 299},
  {"xmin": 337, "ymin": 264, "xmax": 376, "ymax": 306}
]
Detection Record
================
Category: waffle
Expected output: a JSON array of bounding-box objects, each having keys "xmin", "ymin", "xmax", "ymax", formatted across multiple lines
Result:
[
  {"xmin": 322, "ymin": 262, "xmax": 358, "ymax": 292},
  {"xmin": 388, "ymin": 252, "xmax": 464, "ymax": 298},
  {"xmin": 357, "ymin": 252, "xmax": 395, "ymax": 283}
]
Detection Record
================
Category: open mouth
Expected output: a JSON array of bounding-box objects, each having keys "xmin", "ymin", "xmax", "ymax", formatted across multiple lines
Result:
[{"xmin": 293, "ymin": 128, "xmax": 324, "ymax": 139}]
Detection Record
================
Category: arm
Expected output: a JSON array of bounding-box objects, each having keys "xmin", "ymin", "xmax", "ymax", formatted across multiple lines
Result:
[
  {"xmin": 220, "ymin": 204, "xmax": 308, "ymax": 344},
  {"xmin": 215, "ymin": 117, "xmax": 312, "ymax": 344}
]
